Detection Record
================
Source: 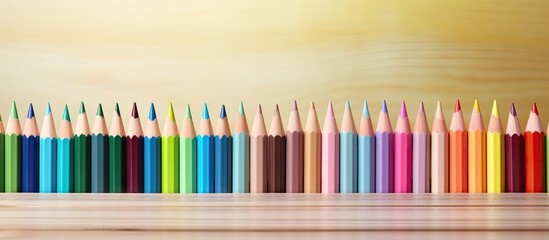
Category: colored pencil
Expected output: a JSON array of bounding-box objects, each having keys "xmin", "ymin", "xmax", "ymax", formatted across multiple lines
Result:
[
  {"xmin": 215, "ymin": 105, "xmax": 232, "ymax": 193},
  {"xmin": 22, "ymin": 103, "xmax": 39, "ymax": 192},
  {"xmin": 394, "ymin": 101, "xmax": 412, "ymax": 193},
  {"xmin": 57, "ymin": 105, "xmax": 74, "ymax": 193},
  {"xmin": 233, "ymin": 101, "xmax": 250, "ymax": 193},
  {"xmin": 74, "ymin": 102, "xmax": 91, "ymax": 193},
  {"xmin": 505, "ymin": 103, "xmax": 524, "ymax": 192},
  {"xmin": 468, "ymin": 100, "xmax": 486, "ymax": 193},
  {"xmin": 340, "ymin": 101, "xmax": 357, "ymax": 193},
  {"xmin": 449, "ymin": 100, "xmax": 468, "ymax": 193},
  {"xmin": 126, "ymin": 103, "xmax": 143, "ymax": 193},
  {"xmin": 487, "ymin": 100, "xmax": 504, "ymax": 193},
  {"xmin": 268, "ymin": 105, "xmax": 286, "ymax": 193},
  {"xmin": 431, "ymin": 101, "xmax": 449, "ymax": 193},
  {"xmin": 413, "ymin": 102, "xmax": 430, "ymax": 193},
  {"xmin": 358, "ymin": 101, "xmax": 375, "ymax": 193},
  {"xmin": 322, "ymin": 101, "xmax": 339, "ymax": 193},
  {"xmin": 109, "ymin": 103, "xmax": 126, "ymax": 193},
  {"xmin": 376, "ymin": 100, "xmax": 394, "ymax": 193},
  {"xmin": 304, "ymin": 102, "xmax": 321, "ymax": 193},
  {"xmin": 180, "ymin": 104, "xmax": 197, "ymax": 193},
  {"xmin": 197, "ymin": 103, "xmax": 214, "ymax": 193},
  {"xmin": 0, "ymin": 114, "xmax": 4, "ymax": 192},
  {"xmin": 39, "ymin": 103, "xmax": 57, "ymax": 193},
  {"xmin": 286, "ymin": 101, "xmax": 304, "ymax": 193},
  {"xmin": 5, "ymin": 102, "xmax": 22, "ymax": 193},
  {"xmin": 162, "ymin": 102, "xmax": 179, "ymax": 194},
  {"xmin": 144, "ymin": 103, "xmax": 161, "ymax": 193},
  {"xmin": 525, "ymin": 102, "xmax": 545, "ymax": 192},
  {"xmin": 91, "ymin": 104, "xmax": 109, "ymax": 193},
  {"xmin": 250, "ymin": 105, "xmax": 268, "ymax": 193}
]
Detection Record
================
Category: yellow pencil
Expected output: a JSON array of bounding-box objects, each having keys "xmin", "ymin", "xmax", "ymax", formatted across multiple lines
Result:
[{"xmin": 487, "ymin": 100, "xmax": 504, "ymax": 193}]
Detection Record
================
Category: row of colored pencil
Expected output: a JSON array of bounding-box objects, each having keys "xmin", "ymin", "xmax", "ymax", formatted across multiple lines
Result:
[{"xmin": 0, "ymin": 100, "xmax": 546, "ymax": 193}]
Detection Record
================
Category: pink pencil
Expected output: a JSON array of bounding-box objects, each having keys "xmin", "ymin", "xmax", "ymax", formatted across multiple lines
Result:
[
  {"xmin": 394, "ymin": 101, "xmax": 412, "ymax": 193},
  {"xmin": 322, "ymin": 101, "xmax": 339, "ymax": 193}
]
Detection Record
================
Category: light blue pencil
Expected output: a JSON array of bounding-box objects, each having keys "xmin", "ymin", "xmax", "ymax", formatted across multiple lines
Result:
[
  {"xmin": 340, "ymin": 101, "xmax": 358, "ymax": 193},
  {"xmin": 57, "ymin": 105, "xmax": 74, "ymax": 193},
  {"xmin": 232, "ymin": 101, "xmax": 250, "ymax": 193},
  {"xmin": 358, "ymin": 101, "xmax": 375, "ymax": 193},
  {"xmin": 39, "ymin": 103, "xmax": 57, "ymax": 192},
  {"xmin": 197, "ymin": 103, "xmax": 215, "ymax": 193}
]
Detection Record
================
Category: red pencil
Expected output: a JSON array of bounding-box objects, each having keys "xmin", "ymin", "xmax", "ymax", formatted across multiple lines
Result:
[{"xmin": 524, "ymin": 102, "xmax": 545, "ymax": 192}]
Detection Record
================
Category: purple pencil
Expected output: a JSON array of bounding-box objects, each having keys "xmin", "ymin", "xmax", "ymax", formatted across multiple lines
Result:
[{"xmin": 376, "ymin": 100, "xmax": 394, "ymax": 193}]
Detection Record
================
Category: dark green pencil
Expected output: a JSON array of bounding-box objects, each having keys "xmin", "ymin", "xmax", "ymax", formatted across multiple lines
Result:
[{"xmin": 74, "ymin": 102, "xmax": 91, "ymax": 193}]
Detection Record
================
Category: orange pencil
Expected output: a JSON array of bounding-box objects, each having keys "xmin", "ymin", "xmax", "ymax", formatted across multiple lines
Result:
[
  {"xmin": 449, "ymin": 100, "xmax": 468, "ymax": 193},
  {"xmin": 468, "ymin": 100, "xmax": 486, "ymax": 193},
  {"xmin": 525, "ymin": 102, "xmax": 545, "ymax": 192}
]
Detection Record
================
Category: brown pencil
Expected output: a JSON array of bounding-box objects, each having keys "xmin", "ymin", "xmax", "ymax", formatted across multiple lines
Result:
[
  {"xmin": 267, "ymin": 105, "xmax": 286, "ymax": 193},
  {"xmin": 286, "ymin": 101, "xmax": 304, "ymax": 193},
  {"xmin": 304, "ymin": 102, "xmax": 321, "ymax": 193}
]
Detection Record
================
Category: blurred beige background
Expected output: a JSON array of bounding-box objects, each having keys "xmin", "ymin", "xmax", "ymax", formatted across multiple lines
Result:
[{"xmin": 1, "ymin": 0, "xmax": 548, "ymax": 131}]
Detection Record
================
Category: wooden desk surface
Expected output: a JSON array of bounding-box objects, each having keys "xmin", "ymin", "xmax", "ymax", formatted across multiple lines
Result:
[{"xmin": 1, "ymin": 193, "xmax": 548, "ymax": 239}]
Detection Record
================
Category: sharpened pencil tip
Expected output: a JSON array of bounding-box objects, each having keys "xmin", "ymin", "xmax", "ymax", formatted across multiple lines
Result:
[
  {"xmin": 97, "ymin": 104, "xmax": 104, "ymax": 117},
  {"xmin": 185, "ymin": 104, "xmax": 192, "ymax": 119},
  {"xmin": 327, "ymin": 101, "xmax": 335, "ymax": 117},
  {"xmin": 532, "ymin": 102, "xmax": 538, "ymax": 114},
  {"xmin": 11, "ymin": 101, "xmax": 18, "ymax": 119},
  {"xmin": 274, "ymin": 104, "xmax": 280, "ymax": 116},
  {"xmin": 114, "ymin": 103, "xmax": 121, "ymax": 115},
  {"xmin": 491, "ymin": 100, "xmax": 499, "ymax": 118},
  {"xmin": 362, "ymin": 101, "xmax": 370, "ymax": 117},
  {"xmin": 202, "ymin": 103, "xmax": 210, "ymax": 120},
  {"xmin": 131, "ymin": 102, "xmax": 139, "ymax": 118},
  {"xmin": 436, "ymin": 101, "xmax": 444, "ymax": 119},
  {"xmin": 399, "ymin": 101, "xmax": 408, "ymax": 118},
  {"xmin": 220, "ymin": 105, "xmax": 227, "ymax": 119},
  {"xmin": 46, "ymin": 102, "xmax": 52, "ymax": 116},
  {"xmin": 27, "ymin": 103, "xmax": 34, "ymax": 119},
  {"xmin": 381, "ymin": 100, "xmax": 388, "ymax": 113},
  {"xmin": 510, "ymin": 103, "xmax": 517, "ymax": 117},
  {"xmin": 239, "ymin": 101, "xmax": 245, "ymax": 116},
  {"xmin": 292, "ymin": 100, "xmax": 298, "ymax": 112},
  {"xmin": 454, "ymin": 99, "xmax": 461, "ymax": 113},
  {"xmin": 473, "ymin": 99, "xmax": 480, "ymax": 112},
  {"xmin": 257, "ymin": 104, "xmax": 262, "ymax": 114},
  {"xmin": 63, "ymin": 104, "xmax": 71, "ymax": 122},
  {"xmin": 418, "ymin": 101, "xmax": 425, "ymax": 113},
  {"xmin": 168, "ymin": 102, "xmax": 175, "ymax": 121},
  {"xmin": 149, "ymin": 103, "xmax": 156, "ymax": 120},
  {"xmin": 345, "ymin": 100, "xmax": 351, "ymax": 109},
  {"xmin": 79, "ymin": 102, "xmax": 86, "ymax": 114}
]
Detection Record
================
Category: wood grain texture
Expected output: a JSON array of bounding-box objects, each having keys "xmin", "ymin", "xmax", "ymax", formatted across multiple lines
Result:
[
  {"xmin": 0, "ymin": 0, "xmax": 548, "ymax": 129},
  {"xmin": 1, "ymin": 193, "xmax": 549, "ymax": 239}
]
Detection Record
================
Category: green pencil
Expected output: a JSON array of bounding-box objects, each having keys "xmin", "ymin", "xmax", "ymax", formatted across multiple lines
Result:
[
  {"xmin": 180, "ymin": 104, "xmax": 196, "ymax": 193},
  {"xmin": 162, "ymin": 102, "xmax": 179, "ymax": 193},
  {"xmin": 109, "ymin": 103, "xmax": 126, "ymax": 193},
  {"xmin": 74, "ymin": 102, "xmax": 92, "ymax": 192},
  {"xmin": 5, "ymin": 102, "xmax": 22, "ymax": 193}
]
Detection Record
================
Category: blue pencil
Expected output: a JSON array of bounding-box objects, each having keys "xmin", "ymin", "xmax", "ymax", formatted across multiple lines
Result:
[
  {"xmin": 57, "ymin": 105, "xmax": 74, "ymax": 193},
  {"xmin": 358, "ymin": 101, "xmax": 376, "ymax": 193},
  {"xmin": 22, "ymin": 103, "xmax": 39, "ymax": 192},
  {"xmin": 215, "ymin": 105, "xmax": 232, "ymax": 193},
  {"xmin": 339, "ymin": 101, "xmax": 358, "ymax": 193},
  {"xmin": 39, "ymin": 103, "xmax": 57, "ymax": 192},
  {"xmin": 197, "ymin": 103, "xmax": 215, "ymax": 193},
  {"xmin": 144, "ymin": 103, "xmax": 161, "ymax": 193},
  {"xmin": 91, "ymin": 104, "xmax": 109, "ymax": 193}
]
